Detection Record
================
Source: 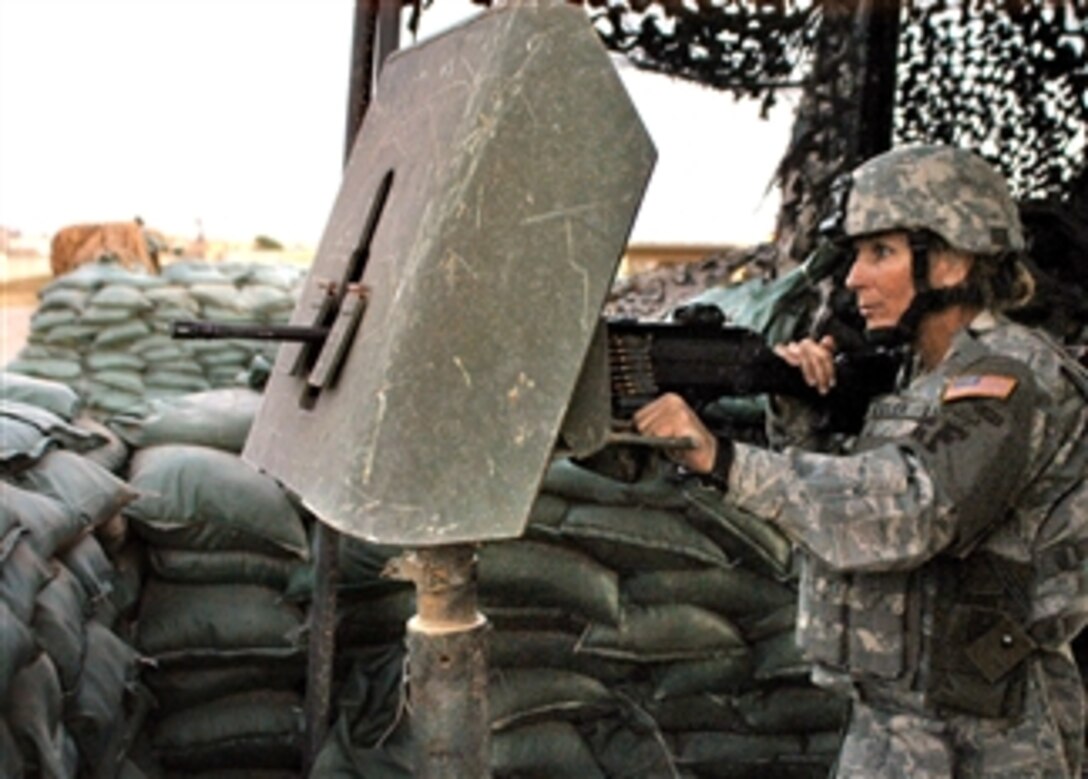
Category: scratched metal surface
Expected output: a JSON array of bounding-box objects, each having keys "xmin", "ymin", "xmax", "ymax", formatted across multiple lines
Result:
[{"xmin": 244, "ymin": 3, "xmax": 656, "ymax": 545}]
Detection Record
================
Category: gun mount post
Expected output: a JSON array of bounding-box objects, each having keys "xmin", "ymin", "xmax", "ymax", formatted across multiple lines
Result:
[{"xmin": 386, "ymin": 546, "xmax": 490, "ymax": 777}]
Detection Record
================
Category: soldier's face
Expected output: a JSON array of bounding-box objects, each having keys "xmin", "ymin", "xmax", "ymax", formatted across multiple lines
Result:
[{"xmin": 845, "ymin": 231, "xmax": 915, "ymax": 330}]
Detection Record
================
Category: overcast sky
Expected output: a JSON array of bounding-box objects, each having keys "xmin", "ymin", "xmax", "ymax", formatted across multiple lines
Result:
[{"xmin": 0, "ymin": 0, "xmax": 796, "ymax": 247}]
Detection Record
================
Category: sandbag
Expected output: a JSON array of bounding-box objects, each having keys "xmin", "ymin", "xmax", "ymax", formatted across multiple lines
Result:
[
  {"xmin": 32, "ymin": 563, "xmax": 89, "ymax": 694},
  {"xmin": 553, "ymin": 504, "xmax": 730, "ymax": 573},
  {"xmin": 651, "ymin": 652, "xmax": 755, "ymax": 700},
  {"xmin": 136, "ymin": 580, "xmax": 305, "ymax": 663},
  {"xmin": 0, "ymin": 716, "xmax": 25, "ymax": 778},
  {"xmin": 683, "ymin": 482, "xmax": 793, "ymax": 579},
  {"xmin": 0, "ymin": 533, "xmax": 53, "ymax": 624},
  {"xmin": 541, "ymin": 458, "xmax": 689, "ymax": 510},
  {"xmin": 66, "ymin": 621, "xmax": 143, "ymax": 767},
  {"xmin": 124, "ymin": 445, "xmax": 308, "ymax": 559},
  {"xmin": 148, "ymin": 547, "xmax": 302, "ymax": 589},
  {"xmin": 478, "ymin": 539, "xmax": 621, "ymax": 626},
  {"xmin": 488, "ymin": 629, "xmax": 637, "ymax": 686},
  {"xmin": 489, "ymin": 668, "xmax": 615, "ymax": 731},
  {"xmin": 0, "ymin": 599, "xmax": 36, "ymax": 702},
  {"xmin": 752, "ymin": 629, "xmax": 809, "ymax": 682},
  {"xmin": 732, "ymin": 685, "xmax": 849, "ymax": 734},
  {"xmin": 491, "ymin": 720, "xmax": 605, "ymax": 779},
  {"xmin": 0, "ymin": 400, "xmax": 106, "ymax": 465},
  {"xmin": 623, "ymin": 566, "xmax": 795, "ymax": 618},
  {"xmin": 144, "ymin": 660, "xmax": 306, "ymax": 714},
  {"xmin": 0, "ymin": 371, "xmax": 82, "ymax": 419},
  {"xmin": 5, "ymin": 652, "xmax": 78, "ymax": 779},
  {"xmin": 0, "ymin": 481, "xmax": 81, "ymax": 559},
  {"xmin": 577, "ymin": 604, "xmax": 746, "ymax": 662},
  {"xmin": 73, "ymin": 414, "xmax": 130, "ymax": 474},
  {"xmin": 107, "ymin": 388, "xmax": 262, "ymax": 453},
  {"xmin": 58, "ymin": 533, "xmax": 116, "ymax": 606},
  {"xmin": 150, "ymin": 690, "xmax": 304, "ymax": 772},
  {"xmin": 12, "ymin": 449, "xmax": 137, "ymax": 531}
]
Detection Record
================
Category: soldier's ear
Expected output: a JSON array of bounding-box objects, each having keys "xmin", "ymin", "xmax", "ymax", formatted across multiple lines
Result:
[{"xmin": 928, "ymin": 249, "xmax": 974, "ymax": 289}]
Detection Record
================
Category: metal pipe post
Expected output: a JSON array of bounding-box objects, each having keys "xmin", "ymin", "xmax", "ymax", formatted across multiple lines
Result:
[{"xmin": 400, "ymin": 545, "xmax": 491, "ymax": 778}]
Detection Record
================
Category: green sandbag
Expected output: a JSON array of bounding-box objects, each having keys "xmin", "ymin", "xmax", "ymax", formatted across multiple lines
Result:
[
  {"xmin": 145, "ymin": 659, "xmax": 306, "ymax": 714},
  {"xmin": 144, "ymin": 370, "xmax": 212, "ymax": 394},
  {"xmin": 0, "ymin": 371, "xmax": 82, "ymax": 419},
  {"xmin": 31, "ymin": 309, "xmax": 79, "ymax": 329},
  {"xmin": 58, "ymin": 532, "xmax": 116, "ymax": 606},
  {"xmin": 31, "ymin": 564, "xmax": 88, "ymax": 694},
  {"xmin": 107, "ymin": 387, "xmax": 262, "ymax": 453},
  {"xmin": 94, "ymin": 319, "xmax": 153, "ymax": 349},
  {"xmin": 148, "ymin": 547, "xmax": 302, "ymax": 589},
  {"xmin": 88, "ymin": 284, "xmax": 153, "ymax": 311},
  {"xmin": 0, "ymin": 599, "xmax": 35, "ymax": 702},
  {"xmin": 81, "ymin": 305, "xmax": 135, "ymax": 325},
  {"xmin": 0, "ymin": 534, "xmax": 52, "ymax": 624},
  {"xmin": 542, "ymin": 457, "xmax": 689, "ymax": 509},
  {"xmin": 675, "ymin": 731, "xmax": 806, "ymax": 766},
  {"xmin": 0, "ymin": 716, "xmax": 25, "ymax": 778},
  {"xmin": 479, "ymin": 539, "xmax": 621, "ymax": 626},
  {"xmin": 72, "ymin": 414, "xmax": 130, "ymax": 475},
  {"xmin": 2, "ymin": 400, "xmax": 106, "ymax": 449},
  {"xmin": 578, "ymin": 703, "xmax": 678, "ymax": 779},
  {"xmin": 651, "ymin": 652, "xmax": 755, "ymax": 700},
  {"xmin": 5, "ymin": 355, "xmax": 82, "ymax": 381},
  {"xmin": 577, "ymin": 604, "xmax": 746, "ymax": 662},
  {"xmin": 85, "ymin": 351, "xmax": 145, "ymax": 372},
  {"xmin": 752, "ymin": 629, "xmax": 810, "ymax": 682},
  {"xmin": 738, "ymin": 601, "xmax": 798, "ymax": 641},
  {"xmin": 0, "ymin": 416, "xmax": 54, "ymax": 472},
  {"xmin": 555, "ymin": 504, "xmax": 730, "ymax": 573},
  {"xmin": 67, "ymin": 621, "xmax": 142, "ymax": 767},
  {"xmin": 732, "ymin": 685, "xmax": 849, "ymax": 734},
  {"xmin": 644, "ymin": 694, "xmax": 747, "ymax": 732},
  {"xmin": 6, "ymin": 652, "xmax": 79, "ymax": 779},
  {"xmin": 488, "ymin": 629, "xmax": 637, "ymax": 685},
  {"xmin": 683, "ymin": 482, "xmax": 793, "ymax": 579},
  {"xmin": 124, "ymin": 444, "xmax": 309, "ymax": 559},
  {"xmin": 623, "ymin": 566, "xmax": 795, "ymax": 618},
  {"xmin": 489, "ymin": 668, "xmax": 615, "ymax": 731},
  {"xmin": 491, "ymin": 720, "xmax": 605, "ymax": 779},
  {"xmin": 136, "ymin": 580, "xmax": 305, "ymax": 662},
  {"xmin": 12, "ymin": 448, "xmax": 137, "ymax": 530},
  {"xmin": 150, "ymin": 690, "xmax": 304, "ymax": 772},
  {"xmin": 38, "ymin": 286, "xmax": 89, "ymax": 311},
  {"xmin": 87, "ymin": 369, "xmax": 145, "ymax": 394},
  {"xmin": 524, "ymin": 491, "xmax": 569, "ymax": 532}
]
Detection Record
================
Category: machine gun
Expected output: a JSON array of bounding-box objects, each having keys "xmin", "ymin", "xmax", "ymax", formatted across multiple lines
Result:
[
  {"xmin": 174, "ymin": 307, "xmax": 904, "ymax": 437},
  {"xmin": 607, "ymin": 313, "xmax": 904, "ymax": 433}
]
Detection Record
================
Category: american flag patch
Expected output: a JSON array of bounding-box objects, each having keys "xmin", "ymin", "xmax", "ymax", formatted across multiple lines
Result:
[{"xmin": 942, "ymin": 374, "xmax": 1018, "ymax": 402}]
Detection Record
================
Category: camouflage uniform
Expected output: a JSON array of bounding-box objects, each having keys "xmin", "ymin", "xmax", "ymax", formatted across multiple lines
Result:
[{"xmin": 722, "ymin": 147, "xmax": 1088, "ymax": 777}]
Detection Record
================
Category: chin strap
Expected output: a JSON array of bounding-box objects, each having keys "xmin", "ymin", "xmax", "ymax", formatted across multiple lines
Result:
[{"xmin": 885, "ymin": 231, "xmax": 983, "ymax": 343}]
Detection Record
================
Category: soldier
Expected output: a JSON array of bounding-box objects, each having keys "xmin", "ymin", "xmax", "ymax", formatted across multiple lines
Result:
[{"xmin": 635, "ymin": 145, "xmax": 1088, "ymax": 777}]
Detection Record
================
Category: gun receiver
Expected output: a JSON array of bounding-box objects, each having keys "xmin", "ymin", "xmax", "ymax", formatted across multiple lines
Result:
[{"xmin": 607, "ymin": 318, "xmax": 904, "ymax": 430}]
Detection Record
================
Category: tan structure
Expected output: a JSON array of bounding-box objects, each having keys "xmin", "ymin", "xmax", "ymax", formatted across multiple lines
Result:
[{"xmin": 49, "ymin": 221, "xmax": 159, "ymax": 277}]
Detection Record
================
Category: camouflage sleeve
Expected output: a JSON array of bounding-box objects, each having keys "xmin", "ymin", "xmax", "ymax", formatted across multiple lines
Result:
[{"xmin": 726, "ymin": 356, "xmax": 1039, "ymax": 572}]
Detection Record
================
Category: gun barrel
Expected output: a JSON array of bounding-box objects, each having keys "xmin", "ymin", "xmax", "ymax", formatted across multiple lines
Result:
[{"xmin": 171, "ymin": 320, "xmax": 329, "ymax": 343}]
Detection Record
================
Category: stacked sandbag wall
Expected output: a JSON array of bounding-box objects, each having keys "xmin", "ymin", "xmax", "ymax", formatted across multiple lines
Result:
[
  {"xmin": 113, "ymin": 390, "xmax": 311, "ymax": 778},
  {"xmin": 0, "ymin": 372, "xmax": 151, "ymax": 778},
  {"xmin": 298, "ymin": 457, "xmax": 847, "ymax": 778},
  {"xmin": 6, "ymin": 258, "xmax": 303, "ymax": 418}
]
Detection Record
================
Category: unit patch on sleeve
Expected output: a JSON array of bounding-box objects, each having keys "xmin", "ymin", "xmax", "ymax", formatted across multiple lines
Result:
[{"xmin": 941, "ymin": 374, "xmax": 1019, "ymax": 403}]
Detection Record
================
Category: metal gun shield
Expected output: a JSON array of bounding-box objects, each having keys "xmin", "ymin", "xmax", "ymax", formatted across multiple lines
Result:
[{"xmin": 243, "ymin": 4, "xmax": 656, "ymax": 545}]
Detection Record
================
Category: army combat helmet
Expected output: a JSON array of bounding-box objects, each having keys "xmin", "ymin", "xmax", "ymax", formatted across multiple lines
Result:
[
  {"xmin": 834, "ymin": 145, "xmax": 1032, "ymax": 329},
  {"xmin": 843, "ymin": 144, "xmax": 1025, "ymax": 255}
]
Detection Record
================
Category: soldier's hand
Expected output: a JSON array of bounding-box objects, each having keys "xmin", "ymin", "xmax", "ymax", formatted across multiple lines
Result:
[
  {"xmin": 633, "ymin": 393, "xmax": 717, "ymax": 474},
  {"xmin": 774, "ymin": 335, "xmax": 837, "ymax": 395}
]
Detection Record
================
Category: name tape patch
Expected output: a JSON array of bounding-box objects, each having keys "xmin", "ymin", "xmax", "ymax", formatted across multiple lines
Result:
[{"xmin": 942, "ymin": 373, "xmax": 1018, "ymax": 403}]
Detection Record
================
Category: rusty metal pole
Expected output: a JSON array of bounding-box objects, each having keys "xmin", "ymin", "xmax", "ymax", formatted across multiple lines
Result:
[{"xmin": 391, "ymin": 545, "xmax": 491, "ymax": 777}]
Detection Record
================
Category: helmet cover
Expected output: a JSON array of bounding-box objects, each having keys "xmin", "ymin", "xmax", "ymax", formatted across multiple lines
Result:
[{"xmin": 843, "ymin": 145, "xmax": 1025, "ymax": 255}]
